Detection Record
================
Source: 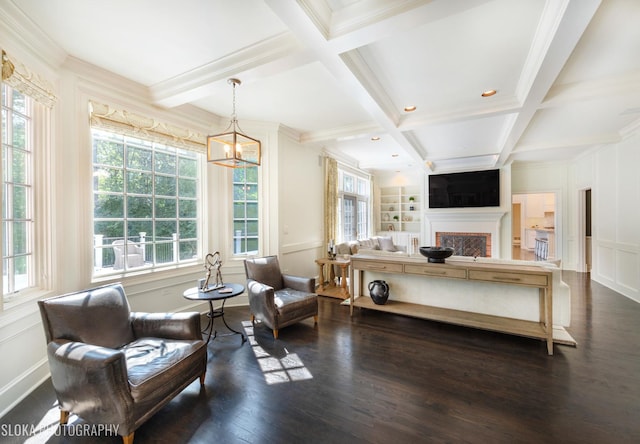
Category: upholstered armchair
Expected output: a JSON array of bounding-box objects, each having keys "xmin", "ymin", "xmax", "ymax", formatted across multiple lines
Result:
[
  {"xmin": 38, "ymin": 283, "xmax": 207, "ymax": 444},
  {"xmin": 244, "ymin": 256, "xmax": 318, "ymax": 339}
]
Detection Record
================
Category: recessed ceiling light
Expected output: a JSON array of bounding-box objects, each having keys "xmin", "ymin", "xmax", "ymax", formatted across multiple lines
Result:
[
  {"xmin": 404, "ymin": 105, "xmax": 417, "ymax": 112},
  {"xmin": 392, "ymin": 154, "xmax": 399, "ymax": 157},
  {"xmin": 371, "ymin": 136, "xmax": 380, "ymax": 141},
  {"xmin": 481, "ymin": 89, "xmax": 497, "ymax": 97}
]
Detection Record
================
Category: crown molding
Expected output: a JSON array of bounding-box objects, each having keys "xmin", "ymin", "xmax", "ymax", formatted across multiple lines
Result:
[{"xmin": 0, "ymin": 1, "xmax": 66, "ymax": 74}]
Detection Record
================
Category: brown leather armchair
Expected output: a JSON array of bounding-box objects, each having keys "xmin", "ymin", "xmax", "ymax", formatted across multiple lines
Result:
[
  {"xmin": 38, "ymin": 283, "xmax": 207, "ymax": 444},
  {"xmin": 244, "ymin": 256, "xmax": 318, "ymax": 339}
]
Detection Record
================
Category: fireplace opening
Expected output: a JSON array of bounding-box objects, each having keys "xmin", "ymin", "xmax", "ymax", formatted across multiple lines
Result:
[{"xmin": 436, "ymin": 232, "xmax": 491, "ymax": 258}]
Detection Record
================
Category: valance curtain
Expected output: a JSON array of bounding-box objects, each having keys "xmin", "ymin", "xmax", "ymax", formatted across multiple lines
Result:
[
  {"xmin": 1, "ymin": 50, "xmax": 57, "ymax": 107},
  {"xmin": 324, "ymin": 156, "xmax": 338, "ymax": 247},
  {"xmin": 88, "ymin": 101, "xmax": 207, "ymax": 154}
]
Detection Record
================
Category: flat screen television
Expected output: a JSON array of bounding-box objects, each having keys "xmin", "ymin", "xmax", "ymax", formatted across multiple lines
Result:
[{"xmin": 428, "ymin": 169, "xmax": 500, "ymax": 208}]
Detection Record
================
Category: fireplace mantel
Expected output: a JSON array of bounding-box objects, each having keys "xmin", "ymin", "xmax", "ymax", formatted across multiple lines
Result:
[{"xmin": 424, "ymin": 210, "xmax": 506, "ymax": 258}]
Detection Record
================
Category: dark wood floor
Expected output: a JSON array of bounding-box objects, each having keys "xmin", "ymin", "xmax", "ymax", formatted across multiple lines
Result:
[{"xmin": 3, "ymin": 271, "xmax": 640, "ymax": 443}]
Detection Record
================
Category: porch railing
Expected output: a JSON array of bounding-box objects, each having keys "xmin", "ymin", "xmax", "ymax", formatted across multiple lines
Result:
[{"xmin": 94, "ymin": 233, "xmax": 178, "ymax": 270}]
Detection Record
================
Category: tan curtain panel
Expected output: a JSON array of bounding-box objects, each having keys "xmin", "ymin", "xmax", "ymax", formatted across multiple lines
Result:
[
  {"xmin": 324, "ymin": 156, "xmax": 338, "ymax": 246},
  {"xmin": 89, "ymin": 101, "xmax": 207, "ymax": 154},
  {"xmin": 2, "ymin": 50, "xmax": 57, "ymax": 108}
]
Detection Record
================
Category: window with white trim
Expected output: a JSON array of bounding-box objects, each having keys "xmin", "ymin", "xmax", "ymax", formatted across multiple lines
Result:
[
  {"xmin": 2, "ymin": 50, "xmax": 55, "ymax": 307},
  {"xmin": 2, "ymin": 84, "xmax": 34, "ymax": 300},
  {"xmin": 92, "ymin": 129, "xmax": 202, "ymax": 276},
  {"xmin": 232, "ymin": 166, "xmax": 259, "ymax": 255},
  {"xmin": 337, "ymin": 168, "xmax": 370, "ymax": 242}
]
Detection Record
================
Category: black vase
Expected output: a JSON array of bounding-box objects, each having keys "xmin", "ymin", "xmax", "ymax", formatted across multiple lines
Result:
[{"xmin": 368, "ymin": 280, "xmax": 389, "ymax": 305}]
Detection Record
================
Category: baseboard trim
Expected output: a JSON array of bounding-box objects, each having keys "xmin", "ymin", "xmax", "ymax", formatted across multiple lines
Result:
[{"xmin": 0, "ymin": 358, "xmax": 50, "ymax": 419}]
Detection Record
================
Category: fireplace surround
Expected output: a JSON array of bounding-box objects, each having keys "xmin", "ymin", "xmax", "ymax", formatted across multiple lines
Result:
[
  {"xmin": 425, "ymin": 211, "xmax": 505, "ymax": 258},
  {"xmin": 436, "ymin": 232, "xmax": 491, "ymax": 258}
]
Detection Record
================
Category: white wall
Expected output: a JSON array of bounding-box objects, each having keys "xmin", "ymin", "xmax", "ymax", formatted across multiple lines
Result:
[
  {"xmin": 574, "ymin": 125, "xmax": 640, "ymax": 303},
  {"xmin": 277, "ymin": 130, "xmax": 324, "ymax": 278}
]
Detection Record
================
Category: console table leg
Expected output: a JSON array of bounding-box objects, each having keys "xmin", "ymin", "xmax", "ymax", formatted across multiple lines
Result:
[{"xmin": 546, "ymin": 288, "xmax": 553, "ymax": 355}]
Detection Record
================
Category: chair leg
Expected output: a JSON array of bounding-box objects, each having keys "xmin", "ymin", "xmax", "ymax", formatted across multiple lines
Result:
[
  {"xmin": 122, "ymin": 432, "xmax": 134, "ymax": 444},
  {"xmin": 199, "ymin": 370, "xmax": 206, "ymax": 385},
  {"xmin": 60, "ymin": 410, "xmax": 69, "ymax": 425},
  {"xmin": 313, "ymin": 315, "xmax": 318, "ymax": 324},
  {"xmin": 250, "ymin": 314, "xmax": 255, "ymax": 323},
  {"xmin": 272, "ymin": 329, "xmax": 278, "ymax": 339}
]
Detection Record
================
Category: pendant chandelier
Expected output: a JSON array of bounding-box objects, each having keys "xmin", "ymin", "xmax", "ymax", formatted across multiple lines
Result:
[{"xmin": 207, "ymin": 78, "xmax": 261, "ymax": 168}]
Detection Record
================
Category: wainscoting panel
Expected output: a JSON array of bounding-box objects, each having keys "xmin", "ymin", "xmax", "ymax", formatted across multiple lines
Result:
[{"xmin": 616, "ymin": 249, "xmax": 639, "ymax": 296}]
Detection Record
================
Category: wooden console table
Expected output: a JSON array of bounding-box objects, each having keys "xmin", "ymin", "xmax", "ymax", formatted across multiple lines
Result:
[
  {"xmin": 349, "ymin": 255, "xmax": 556, "ymax": 355},
  {"xmin": 316, "ymin": 257, "xmax": 351, "ymax": 299}
]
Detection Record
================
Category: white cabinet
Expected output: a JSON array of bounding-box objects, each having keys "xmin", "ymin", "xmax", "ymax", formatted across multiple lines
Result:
[
  {"xmin": 525, "ymin": 228, "xmax": 537, "ymax": 250},
  {"xmin": 526, "ymin": 194, "xmax": 545, "ymax": 218},
  {"xmin": 544, "ymin": 194, "xmax": 555, "ymax": 213},
  {"xmin": 525, "ymin": 193, "xmax": 555, "ymax": 218}
]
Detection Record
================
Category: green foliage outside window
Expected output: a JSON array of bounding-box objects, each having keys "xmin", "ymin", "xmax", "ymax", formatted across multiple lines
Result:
[
  {"xmin": 233, "ymin": 166, "xmax": 259, "ymax": 255},
  {"xmin": 2, "ymin": 85, "xmax": 33, "ymax": 297},
  {"xmin": 92, "ymin": 129, "xmax": 200, "ymax": 273}
]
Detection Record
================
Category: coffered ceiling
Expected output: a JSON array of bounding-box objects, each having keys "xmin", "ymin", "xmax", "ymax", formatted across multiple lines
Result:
[{"xmin": 6, "ymin": 0, "xmax": 640, "ymax": 173}]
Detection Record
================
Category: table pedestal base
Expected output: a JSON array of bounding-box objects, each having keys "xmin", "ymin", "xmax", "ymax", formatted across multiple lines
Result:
[{"xmin": 203, "ymin": 299, "xmax": 247, "ymax": 344}]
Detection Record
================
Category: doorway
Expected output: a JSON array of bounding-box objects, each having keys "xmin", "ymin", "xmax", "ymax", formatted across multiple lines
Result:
[
  {"xmin": 511, "ymin": 192, "xmax": 557, "ymax": 261},
  {"xmin": 512, "ymin": 202, "xmax": 522, "ymax": 246},
  {"xmin": 584, "ymin": 189, "xmax": 592, "ymax": 272}
]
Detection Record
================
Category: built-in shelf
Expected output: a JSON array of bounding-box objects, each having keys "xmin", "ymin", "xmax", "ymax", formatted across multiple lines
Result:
[{"xmin": 380, "ymin": 186, "xmax": 420, "ymax": 233}]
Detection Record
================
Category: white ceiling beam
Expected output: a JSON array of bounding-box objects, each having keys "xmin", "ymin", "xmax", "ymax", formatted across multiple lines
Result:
[
  {"xmin": 541, "ymin": 71, "xmax": 640, "ymax": 108},
  {"xmin": 514, "ymin": 132, "xmax": 621, "ymax": 153},
  {"xmin": 325, "ymin": 0, "xmax": 493, "ymax": 54},
  {"xmin": 497, "ymin": 0, "xmax": 602, "ymax": 166},
  {"xmin": 265, "ymin": 0, "xmax": 436, "ymax": 168},
  {"xmin": 150, "ymin": 32, "xmax": 307, "ymax": 108}
]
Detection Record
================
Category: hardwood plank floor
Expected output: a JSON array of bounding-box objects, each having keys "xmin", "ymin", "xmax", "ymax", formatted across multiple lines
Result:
[{"xmin": 2, "ymin": 271, "xmax": 639, "ymax": 443}]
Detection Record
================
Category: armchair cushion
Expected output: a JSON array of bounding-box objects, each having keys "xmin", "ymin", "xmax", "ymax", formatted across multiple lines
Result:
[
  {"xmin": 123, "ymin": 337, "xmax": 204, "ymax": 403},
  {"xmin": 275, "ymin": 289, "xmax": 318, "ymax": 320}
]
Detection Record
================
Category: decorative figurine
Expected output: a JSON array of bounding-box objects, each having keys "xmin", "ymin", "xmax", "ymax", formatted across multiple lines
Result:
[
  {"xmin": 328, "ymin": 239, "xmax": 336, "ymax": 259},
  {"xmin": 201, "ymin": 252, "xmax": 224, "ymax": 292}
]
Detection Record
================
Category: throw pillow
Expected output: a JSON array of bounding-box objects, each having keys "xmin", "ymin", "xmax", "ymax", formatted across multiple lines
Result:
[{"xmin": 378, "ymin": 236, "xmax": 397, "ymax": 252}]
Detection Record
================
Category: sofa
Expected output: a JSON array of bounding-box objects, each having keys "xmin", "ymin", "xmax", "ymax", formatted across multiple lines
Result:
[
  {"xmin": 38, "ymin": 283, "xmax": 207, "ymax": 444},
  {"xmin": 335, "ymin": 235, "xmax": 406, "ymax": 256}
]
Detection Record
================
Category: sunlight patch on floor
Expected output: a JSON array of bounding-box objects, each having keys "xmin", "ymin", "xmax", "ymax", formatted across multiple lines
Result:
[
  {"xmin": 21, "ymin": 402, "xmax": 60, "ymax": 444},
  {"xmin": 242, "ymin": 320, "xmax": 313, "ymax": 385}
]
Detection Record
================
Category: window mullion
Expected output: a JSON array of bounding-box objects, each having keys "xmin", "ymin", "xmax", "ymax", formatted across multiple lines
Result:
[{"xmin": 91, "ymin": 130, "xmax": 200, "ymax": 277}]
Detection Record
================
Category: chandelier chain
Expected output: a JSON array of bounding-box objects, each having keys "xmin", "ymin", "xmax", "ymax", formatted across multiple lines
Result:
[{"xmin": 231, "ymin": 80, "xmax": 237, "ymax": 121}]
